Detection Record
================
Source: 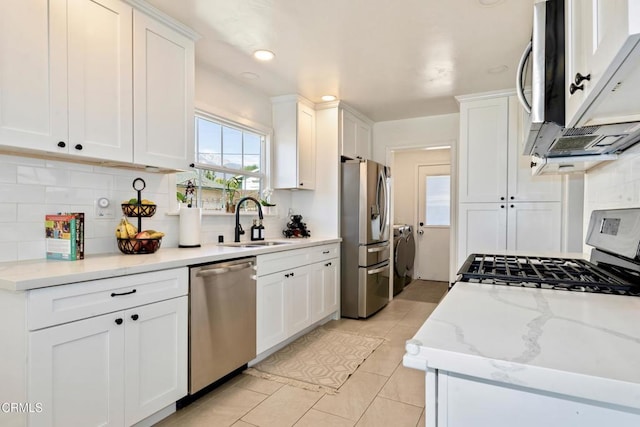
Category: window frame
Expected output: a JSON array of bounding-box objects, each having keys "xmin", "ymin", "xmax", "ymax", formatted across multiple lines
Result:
[{"xmin": 169, "ymin": 109, "xmax": 273, "ymax": 213}]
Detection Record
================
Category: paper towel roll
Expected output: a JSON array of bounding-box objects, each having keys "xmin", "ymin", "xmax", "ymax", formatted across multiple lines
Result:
[{"xmin": 179, "ymin": 207, "xmax": 202, "ymax": 247}]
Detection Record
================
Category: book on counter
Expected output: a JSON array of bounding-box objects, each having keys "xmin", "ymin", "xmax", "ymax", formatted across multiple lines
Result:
[{"xmin": 45, "ymin": 212, "xmax": 84, "ymax": 260}]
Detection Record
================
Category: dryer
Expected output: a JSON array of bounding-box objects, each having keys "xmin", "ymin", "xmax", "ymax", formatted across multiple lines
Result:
[
  {"xmin": 404, "ymin": 225, "xmax": 416, "ymax": 286},
  {"xmin": 392, "ymin": 225, "xmax": 408, "ymax": 295}
]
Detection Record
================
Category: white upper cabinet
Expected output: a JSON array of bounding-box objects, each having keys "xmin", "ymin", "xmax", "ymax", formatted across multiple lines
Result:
[
  {"xmin": 133, "ymin": 9, "xmax": 195, "ymax": 170},
  {"xmin": 0, "ymin": 0, "xmax": 133, "ymax": 162},
  {"xmin": 565, "ymin": 0, "xmax": 640, "ymax": 127},
  {"xmin": 341, "ymin": 108, "xmax": 372, "ymax": 160},
  {"xmin": 272, "ymin": 95, "xmax": 316, "ymax": 190},
  {"xmin": 0, "ymin": 0, "xmax": 195, "ymax": 170}
]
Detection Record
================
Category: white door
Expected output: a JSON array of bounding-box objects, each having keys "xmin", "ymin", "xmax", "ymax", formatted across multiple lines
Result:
[
  {"xmin": 0, "ymin": 0, "xmax": 68, "ymax": 153},
  {"xmin": 285, "ymin": 266, "xmax": 312, "ymax": 336},
  {"xmin": 124, "ymin": 297, "xmax": 188, "ymax": 426},
  {"xmin": 133, "ymin": 10, "xmax": 195, "ymax": 170},
  {"xmin": 296, "ymin": 103, "xmax": 316, "ymax": 189},
  {"xmin": 256, "ymin": 273, "xmax": 287, "ymax": 354},
  {"xmin": 507, "ymin": 202, "xmax": 562, "ymax": 253},
  {"xmin": 28, "ymin": 312, "xmax": 125, "ymax": 427},
  {"xmin": 457, "ymin": 203, "xmax": 507, "ymax": 271},
  {"xmin": 67, "ymin": 0, "xmax": 133, "ymax": 161},
  {"xmin": 416, "ymin": 165, "xmax": 451, "ymax": 282}
]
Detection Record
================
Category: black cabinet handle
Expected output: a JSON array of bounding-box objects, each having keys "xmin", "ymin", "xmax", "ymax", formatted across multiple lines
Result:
[
  {"xmin": 510, "ymin": 204, "xmax": 515, "ymax": 208},
  {"xmin": 575, "ymin": 72, "xmax": 591, "ymax": 85},
  {"xmin": 510, "ymin": 196, "xmax": 514, "ymax": 200},
  {"xmin": 115, "ymin": 318, "xmax": 123, "ymax": 325},
  {"xmin": 111, "ymin": 289, "xmax": 137, "ymax": 297},
  {"xmin": 501, "ymin": 205, "xmax": 505, "ymax": 209},
  {"xmin": 325, "ymin": 262, "xmax": 332, "ymax": 267},
  {"xmin": 299, "ymin": 182, "xmax": 304, "ymax": 186},
  {"xmin": 189, "ymin": 163, "xmax": 195, "ymax": 168},
  {"xmin": 530, "ymin": 161, "xmax": 537, "ymax": 168},
  {"xmin": 57, "ymin": 141, "xmax": 66, "ymax": 148},
  {"xmin": 500, "ymin": 197, "xmax": 505, "ymax": 201},
  {"xmin": 322, "ymin": 250, "xmax": 330, "ymax": 254},
  {"xmin": 131, "ymin": 314, "xmax": 139, "ymax": 321},
  {"xmin": 569, "ymin": 83, "xmax": 584, "ymax": 95},
  {"xmin": 291, "ymin": 272, "xmax": 295, "ymax": 277},
  {"xmin": 74, "ymin": 144, "xmax": 83, "ymax": 150},
  {"xmin": 285, "ymin": 273, "xmax": 290, "ymax": 278}
]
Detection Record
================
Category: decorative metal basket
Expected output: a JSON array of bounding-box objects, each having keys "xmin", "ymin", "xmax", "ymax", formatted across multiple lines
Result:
[
  {"xmin": 121, "ymin": 203, "xmax": 157, "ymax": 217},
  {"xmin": 117, "ymin": 238, "xmax": 162, "ymax": 255}
]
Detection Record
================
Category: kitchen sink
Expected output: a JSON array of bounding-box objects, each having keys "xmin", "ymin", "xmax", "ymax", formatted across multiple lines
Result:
[{"xmin": 219, "ymin": 241, "xmax": 292, "ymax": 248}]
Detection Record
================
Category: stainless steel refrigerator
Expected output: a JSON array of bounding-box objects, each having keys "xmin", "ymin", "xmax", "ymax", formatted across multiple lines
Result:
[{"xmin": 341, "ymin": 159, "xmax": 391, "ymax": 319}]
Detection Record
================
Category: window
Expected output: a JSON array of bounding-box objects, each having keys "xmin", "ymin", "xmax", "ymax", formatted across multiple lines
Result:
[
  {"xmin": 425, "ymin": 175, "xmax": 450, "ymax": 226},
  {"xmin": 175, "ymin": 112, "xmax": 267, "ymax": 212}
]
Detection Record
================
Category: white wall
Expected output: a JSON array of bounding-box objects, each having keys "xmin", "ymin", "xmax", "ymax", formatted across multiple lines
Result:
[
  {"xmin": 583, "ymin": 143, "xmax": 640, "ymax": 252},
  {"xmin": 0, "ymin": 65, "xmax": 291, "ymax": 262},
  {"xmin": 372, "ymin": 113, "xmax": 459, "ymax": 164}
]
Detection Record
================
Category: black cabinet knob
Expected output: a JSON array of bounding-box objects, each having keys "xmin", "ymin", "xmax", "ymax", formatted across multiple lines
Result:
[
  {"xmin": 510, "ymin": 196, "xmax": 514, "ymax": 200},
  {"xmin": 569, "ymin": 83, "xmax": 584, "ymax": 95},
  {"xmin": 74, "ymin": 144, "xmax": 83, "ymax": 150},
  {"xmin": 189, "ymin": 163, "xmax": 195, "ymax": 168},
  {"xmin": 530, "ymin": 161, "xmax": 537, "ymax": 168},
  {"xmin": 131, "ymin": 314, "xmax": 139, "ymax": 321},
  {"xmin": 574, "ymin": 72, "xmax": 591, "ymax": 85},
  {"xmin": 510, "ymin": 204, "xmax": 515, "ymax": 208},
  {"xmin": 57, "ymin": 141, "xmax": 66, "ymax": 148},
  {"xmin": 500, "ymin": 197, "xmax": 505, "ymax": 201},
  {"xmin": 299, "ymin": 182, "xmax": 304, "ymax": 186},
  {"xmin": 500, "ymin": 205, "xmax": 505, "ymax": 209},
  {"xmin": 115, "ymin": 318, "xmax": 123, "ymax": 325}
]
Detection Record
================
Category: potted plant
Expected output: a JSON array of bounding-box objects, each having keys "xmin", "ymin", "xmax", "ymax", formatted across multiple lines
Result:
[{"xmin": 221, "ymin": 176, "xmax": 241, "ymax": 213}]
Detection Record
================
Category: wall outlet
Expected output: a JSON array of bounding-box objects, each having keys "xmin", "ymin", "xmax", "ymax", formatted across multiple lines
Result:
[{"xmin": 95, "ymin": 197, "xmax": 115, "ymax": 219}]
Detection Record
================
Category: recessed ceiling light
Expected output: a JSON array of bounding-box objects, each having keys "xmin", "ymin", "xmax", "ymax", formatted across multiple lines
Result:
[
  {"xmin": 240, "ymin": 71, "xmax": 259, "ymax": 80},
  {"xmin": 253, "ymin": 50, "xmax": 275, "ymax": 61},
  {"xmin": 321, "ymin": 95, "xmax": 337, "ymax": 101},
  {"xmin": 487, "ymin": 65, "xmax": 509, "ymax": 74}
]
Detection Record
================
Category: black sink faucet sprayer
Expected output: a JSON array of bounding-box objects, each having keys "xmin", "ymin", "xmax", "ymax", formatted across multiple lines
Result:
[{"xmin": 234, "ymin": 197, "xmax": 264, "ymax": 242}]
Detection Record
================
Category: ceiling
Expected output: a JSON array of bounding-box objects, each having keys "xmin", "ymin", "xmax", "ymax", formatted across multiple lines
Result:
[{"xmin": 146, "ymin": 0, "xmax": 533, "ymax": 122}]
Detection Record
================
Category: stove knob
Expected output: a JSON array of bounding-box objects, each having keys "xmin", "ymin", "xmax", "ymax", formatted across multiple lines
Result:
[{"xmin": 405, "ymin": 339, "xmax": 423, "ymax": 356}]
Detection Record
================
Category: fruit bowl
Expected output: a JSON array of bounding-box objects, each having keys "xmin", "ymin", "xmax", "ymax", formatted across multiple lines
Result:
[
  {"xmin": 117, "ymin": 238, "xmax": 162, "ymax": 255},
  {"xmin": 121, "ymin": 203, "xmax": 157, "ymax": 217}
]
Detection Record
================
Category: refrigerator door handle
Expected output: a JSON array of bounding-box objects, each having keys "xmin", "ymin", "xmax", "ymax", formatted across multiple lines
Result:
[
  {"xmin": 367, "ymin": 242, "xmax": 390, "ymax": 253},
  {"xmin": 378, "ymin": 169, "xmax": 389, "ymax": 239}
]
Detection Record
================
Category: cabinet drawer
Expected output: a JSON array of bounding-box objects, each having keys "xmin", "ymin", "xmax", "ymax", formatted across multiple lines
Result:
[
  {"xmin": 257, "ymin": 248, "xmax": 309, "ymax": 277},
  {"xmin": 28, "ymin": 268, "xmax": 188, "ymax": 330},
  {"xmin": 308, "ymin": 243, "xmax": 340, "ymax": 264}
]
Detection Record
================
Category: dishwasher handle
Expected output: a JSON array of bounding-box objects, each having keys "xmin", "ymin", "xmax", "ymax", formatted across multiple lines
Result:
[{"xmin": 195, "ymin": 261, "xmax": 254, "ymax": 278}]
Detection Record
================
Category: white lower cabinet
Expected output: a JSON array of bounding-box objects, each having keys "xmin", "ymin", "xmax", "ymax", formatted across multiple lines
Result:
[
  {"xmin": 27, "ymin": 268, "xmax": 188, "ymax": 427},
  {"xmin": 457, "ymin": 202, "xmax": 562, "ymax": 268},
  {"xmin": 256, "ymin": 244, "xmax": 340, "ymax": 355}
]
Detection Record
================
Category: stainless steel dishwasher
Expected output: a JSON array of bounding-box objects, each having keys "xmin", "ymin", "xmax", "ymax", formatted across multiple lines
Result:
[{"xmin": 188, "ymin": 257, "xmax": 256, "ymax": 394}]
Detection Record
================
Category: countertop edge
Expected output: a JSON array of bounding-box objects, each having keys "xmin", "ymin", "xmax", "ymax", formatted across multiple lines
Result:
[{"xmin": 0, "ymin": 238, "xmax": 342, "ymax": 292}]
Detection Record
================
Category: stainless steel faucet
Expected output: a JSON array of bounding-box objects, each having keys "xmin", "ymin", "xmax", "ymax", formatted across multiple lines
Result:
[{"xmin": 234, "ymin": 197, "xmax": 264, "ymax": 242}]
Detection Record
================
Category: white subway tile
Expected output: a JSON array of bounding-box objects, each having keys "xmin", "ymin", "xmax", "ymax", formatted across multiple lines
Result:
[
  {"xmin": 18, "ymin": 240, "xmax": 46, "ymax": 261},
  {"xmin": 17, "ymin": 204, "xmax": 46, "ymax": 222},
  {"xmin": 0, "ymin": 204, "xmax": 17, "ymax": 222},
  {"xmin": 46, "ymin": 159, "xmax": 94, "ymax": 172},
  {"xmin": 0, "ymin": 184, "xmax": 46, "ymax": 203},
  {"xmin": 0, "ymin": 241, "xmax": 17, "ymax": 262},
  {"xmin": 17, "ymin": 166, "xmax": 69, "ymax": 186},
  {"xmin": 0, "ymin": 154, "xmax": 45, "ymax": 166},
  {"xmin": 45, "ymin": 187, "xmax": 94, "ymax": 205},
  {"xmin": 69, "ymin": 171, "xmax": 115, "ymax": 190},
  {"xmin": 0, "ymin": 163, "xmax": 17, "ymax": 183}
]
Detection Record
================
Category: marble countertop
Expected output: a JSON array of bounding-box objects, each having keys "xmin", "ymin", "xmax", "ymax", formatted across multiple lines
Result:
[
  {"xmin": 404, "ymin": 282, "xmax": 640, "ymax": 409},
  {"xmin": 0, "ymin": 238, "xmax": 341, "ymax": 291}
]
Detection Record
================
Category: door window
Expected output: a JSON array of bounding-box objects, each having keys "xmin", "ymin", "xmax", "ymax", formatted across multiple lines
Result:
[{"xmin": 425, "ymin": 175, "xmax": 450, "ymax": 226}]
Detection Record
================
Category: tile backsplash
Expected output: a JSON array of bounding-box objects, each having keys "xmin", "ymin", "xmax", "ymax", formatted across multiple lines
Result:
[
  {"xmin": 0, "ymin": 153, "xmax": 290, "ymax": 262},
  {"xmin": 583, "ymin": 144, "xmax": 640, "ymax": 250}
]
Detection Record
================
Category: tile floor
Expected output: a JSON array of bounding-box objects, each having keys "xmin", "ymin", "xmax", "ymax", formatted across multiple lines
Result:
[{"xmin": 156, "ymin": 280, "xmax": 448, "ymax": 427}]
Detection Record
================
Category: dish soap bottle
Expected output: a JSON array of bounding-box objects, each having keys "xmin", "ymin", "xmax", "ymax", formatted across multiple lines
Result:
[
  {"xmin": 258, "ymin": 219, "xmax": 265, "ymax": 241},
  {"xmin": 251, "ymin": 219, "xmax": 260, "ymax": 241}
]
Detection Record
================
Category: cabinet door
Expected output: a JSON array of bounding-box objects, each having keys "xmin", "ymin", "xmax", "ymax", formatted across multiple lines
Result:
[
  {"xmin": 67, "ymin": 0, "xmax": 133, "ymax": 162},
  {"xmin": 133, "ymin": 10, "xmax": 195, "ymax": 170},
  {"xmin": 310, "ymin": 260, "xmax": 339, "ymax": 323},
  {"xmin": 297, "ymin": 102, "xmax": 316, "ymax": 189},
  {"xmin": 566, "ymin": 0, "xmax": 640, "ymax": 126},
  {"xmin": 341, "ymin": 109, "xmax": 358, "ymax": 159},
  {"xmin": 356, "ymin": 120, "xmax": 372, "ymax": 160},
  {"xmin": 457, "ymin": 203, "xmax": 507, "ymax": 270},
  {"xmin": 0, "ymin": 0, "xmax": 68, "ymax": 153},
  {"xmin": 124, "ymin": 297, "xmax": 188, "ymax": 426},
  {"xmin": 28, "ymin": 312, "xmax": 125, "ymax": 427},
  {"xmin": 507, "ymin": 97, "xmax": 562, "ymax": 202},
  {"xmin": 286, "ymin": 266, "xmax": 312, "ymax": 337},
  {"xmin": 458, "ymin": 97, "xmax": 509, "ymax": 203},
  {"xmin": 257, "ymin": 274, "xmax": 287, "ymax": 354},
  {"xmin": 507, "ymin": 202, "xmax": 562, "ymax": 253}
]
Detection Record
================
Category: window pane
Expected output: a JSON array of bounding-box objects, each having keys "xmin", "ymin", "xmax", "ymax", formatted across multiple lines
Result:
[
  {"xmin": 223, "ymin": 154, "xmax": 243, "ymax": 169},
  {"xmin": 196, "ymin": 118, "xmax": 221, "ymax": 163},
  {"xmin": 425, "ymin": 175, "xmax": 450, "ymax": 226},
  {"xmin": 244, "ymin": 133, "xmax": 261, "ymax": 154},
  {"xmin": 243, "ymin": 155, "xmax": 261, "ymax": 171},
  {"xmin": 223, "ymin": 126, "xmax": 242, "ymax": 154}
]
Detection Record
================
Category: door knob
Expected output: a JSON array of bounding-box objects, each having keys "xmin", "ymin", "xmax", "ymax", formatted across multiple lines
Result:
[{"xmin": 418, "ymin": 229, "xmax": 424, "ymax": 235}]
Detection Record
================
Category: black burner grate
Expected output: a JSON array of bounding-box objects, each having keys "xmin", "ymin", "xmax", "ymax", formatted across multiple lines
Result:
[{"xmin": 457, "ymin": 254, "xmax": 639, "ymax": 296}]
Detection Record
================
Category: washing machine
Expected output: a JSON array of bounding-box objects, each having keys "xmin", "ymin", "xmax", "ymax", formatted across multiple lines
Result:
[
  {"xmin": 404, "ymin": 225, "xmax": 416, "ymax": 286},
  {"xmin": 392, "ymin": 225, "xmax": 408, "ymax": 295}
]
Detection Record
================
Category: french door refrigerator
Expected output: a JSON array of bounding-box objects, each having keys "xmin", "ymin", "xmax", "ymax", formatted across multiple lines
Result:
[{"xmin": 341, "ymin": 159, "xmax": 391, "ymax": 319}]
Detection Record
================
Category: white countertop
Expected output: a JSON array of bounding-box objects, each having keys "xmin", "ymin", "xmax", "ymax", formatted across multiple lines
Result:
[
  {"xmin": 0, "ymin": 238, "xmax": 341, "ymax": 291},
  {"xmin": 404, "ymin": 282, "xmax": 640, "ymax": 410}
]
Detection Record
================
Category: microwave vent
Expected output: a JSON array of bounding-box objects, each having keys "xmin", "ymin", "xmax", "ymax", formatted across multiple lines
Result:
[
  {"xmin": 550, "ymin": 135, "xmax": 600, "ymax": 152},
  {"xmin": 562, "ymin": 125, "xmax": 600, "ymax": 137}
]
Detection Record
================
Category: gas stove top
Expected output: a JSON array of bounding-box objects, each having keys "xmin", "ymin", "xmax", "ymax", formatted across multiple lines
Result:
[{"xmin": 457, "ymin": 253, "xmax": 640, "ymax": 296}]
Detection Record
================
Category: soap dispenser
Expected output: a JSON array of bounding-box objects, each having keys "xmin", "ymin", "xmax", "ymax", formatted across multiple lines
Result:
[
  {"xmin": 257, "ymin": 219, "xmax": 265, "ymax": 240},
  {"xmin": 251, "ymin": 219, "xmax": 260, "ymax": 241}
]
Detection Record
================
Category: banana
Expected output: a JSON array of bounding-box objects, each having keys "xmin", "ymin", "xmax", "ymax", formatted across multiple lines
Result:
[
  {"xmin": 146, "ymin": 230, "xmax": 165, "ymax": 239},
  {"xmin": 120, "ymin": 217, "xmax": 137, "ymax": 239},
  {"xmin": 115, "ymin": 220, "xmax": 125, "ymax": 239}
]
